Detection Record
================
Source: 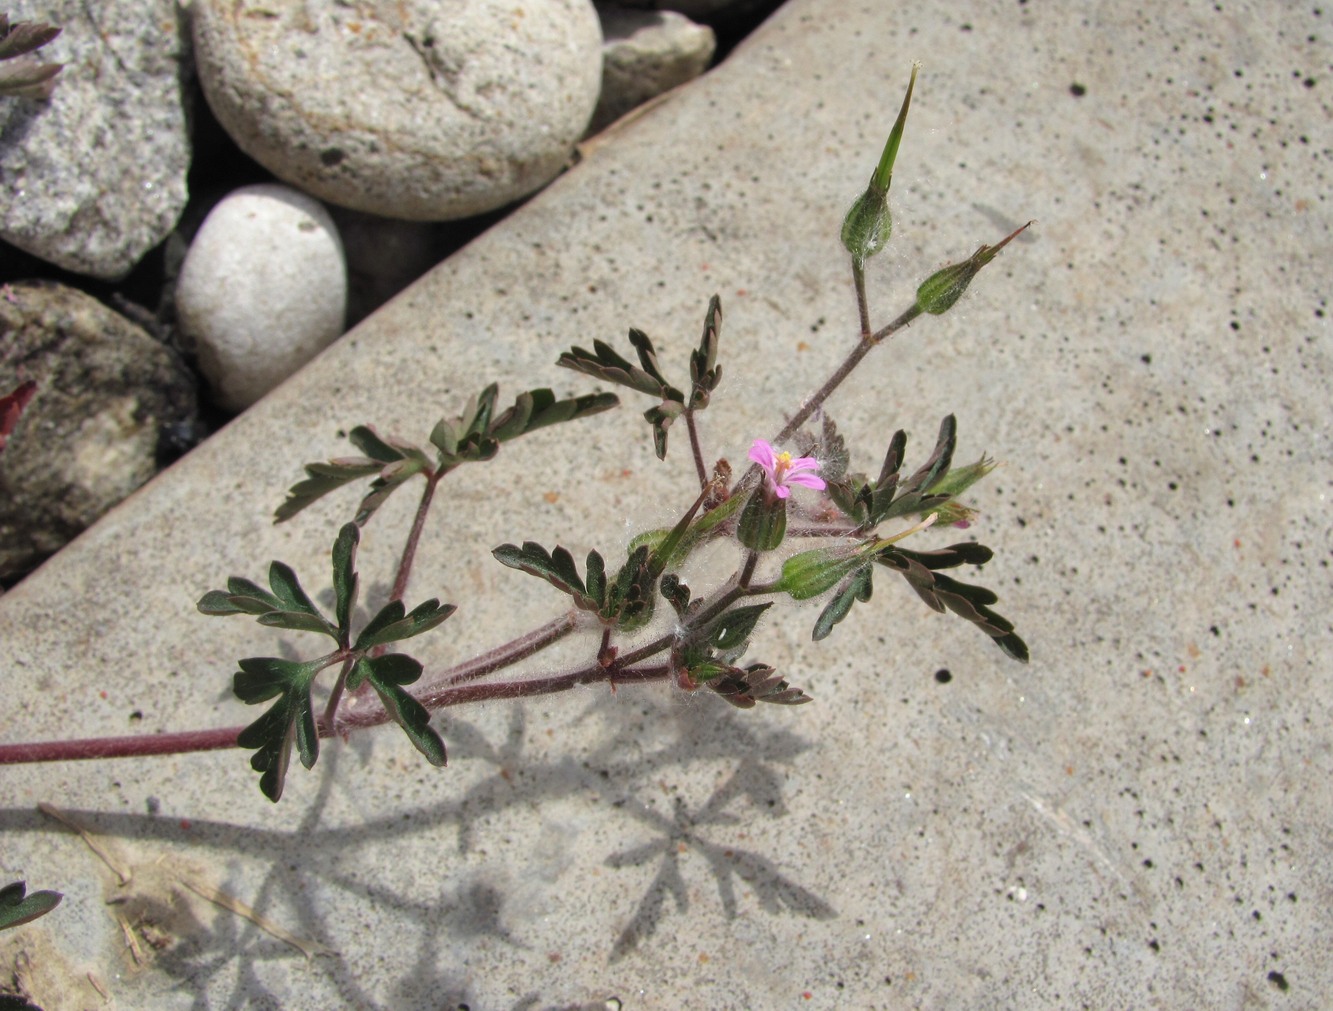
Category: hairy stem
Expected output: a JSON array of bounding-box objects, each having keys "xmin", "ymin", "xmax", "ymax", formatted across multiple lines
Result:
[
  {"xmin": 684, "ymin": 409, "xmax": 708, "ymax": 488},
  {"xmin": 774, "ymin": 302, "xmax": 922, "ymax": 446},
  {"xmin": 436, "ymin": 610, "xmax": 579, "ymax": 686},
  {"xmin": 0, "ymin": 661, "xmax": 672, "ymax": 765},
  {"xmin": 852, "ymin": 261, "xmax": 872, "ymax": 340},
  {"xmin": 389, "ymin": 469, "xmax": 443, "ymax": 604}
]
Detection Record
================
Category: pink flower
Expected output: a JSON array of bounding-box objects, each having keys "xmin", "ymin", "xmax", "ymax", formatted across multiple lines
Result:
[{"xmin": 749, "ymin": 439, "xmax": 826, "ymax": 499}]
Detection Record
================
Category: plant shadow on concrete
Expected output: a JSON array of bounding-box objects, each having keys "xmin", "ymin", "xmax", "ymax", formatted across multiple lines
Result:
[{"xmin": 0, "ymin": 694, "xmax": 826, "ymax": 1005}]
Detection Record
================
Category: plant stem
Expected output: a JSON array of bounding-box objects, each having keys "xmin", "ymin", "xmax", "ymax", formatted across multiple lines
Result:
[
  {"xmin": 852, "ymin": 261, "xmax": 872, "ymax": 340},
  {"xmin": 0, "ymin": 660, "xmax": 672, "ymax": 765},
  {"xmin": 436, "ymin": 610, "xmax": 580, "ymax": 686},
  {"xmin": 0, "ymin": 727, "xmax": 243, "ymax": 764},
  {"xmin": 774, "ymin": 302, "xmax": 922, "ymax": 446},
  {"xmin": 684, "ymin": 409, "xmax": 708, "ymax": 488},
  {"xmin": 321, "ymin": 655, "xmax": 357, "ymax": 735},
  {"xmin": 389, "ymin": 469, "xmax": 443, "ymax": 604}
]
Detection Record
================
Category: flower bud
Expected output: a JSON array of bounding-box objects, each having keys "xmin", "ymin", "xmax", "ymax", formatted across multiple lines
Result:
[
  {"xmin": 915, "ymin": 222, "xmax": 1031, "ymax": 315},
  {"xmin": 737, "ymin": 485, "xmax": 786, "ymax": 552},
  {"xmin": 777, "ymin": 548, "xmax": 866, "ymax": 600}
]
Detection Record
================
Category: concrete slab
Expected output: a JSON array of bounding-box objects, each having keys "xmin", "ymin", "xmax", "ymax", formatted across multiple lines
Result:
[{"xmin": 1, "ymin": 0, "xmax": 1328, "ymax": 1007}]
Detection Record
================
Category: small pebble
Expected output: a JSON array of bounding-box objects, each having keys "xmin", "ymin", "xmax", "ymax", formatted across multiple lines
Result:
[{"xmin": 175, "ymin": 184, "xmax": 347, "ymax": 412}]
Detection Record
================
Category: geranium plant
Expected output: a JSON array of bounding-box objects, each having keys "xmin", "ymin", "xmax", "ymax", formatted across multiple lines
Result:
[{"xmin": 0, "ymin": 66, "xmax": 1030, "ymax": 806}]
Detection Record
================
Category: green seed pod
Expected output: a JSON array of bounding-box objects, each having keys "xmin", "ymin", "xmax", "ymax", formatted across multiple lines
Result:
[{"xmin": 915, "ymin": 222, "xmax": 1032, "ymax": 315}]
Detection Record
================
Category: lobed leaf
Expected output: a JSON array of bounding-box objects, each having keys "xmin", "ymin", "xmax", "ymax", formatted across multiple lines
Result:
[
  {"xmin": 876, "ymin": 545, "xmax": 1028, "ymax": 662},
  {"xmin": 354, "ymin": 598, "xmax": 456, "ymax": 650},
  {"xmin": 491, "ymin": 541, "xmax": 599, "ymax": 612},
  {"xmin": 812, "ymin": 565, "xmax": 875, "ymax": 641},
  {"xmin": 0, "ymin": 881, "xmax": 62, "ymax": 932},
  {"xmin": 234, "ymin": 656, "xmax": 326, "ymax": 802},
  {"xmin": 274, "ymin": 458, "xmax": 383, "ymax": 523},
  {"xmin": 331, "ymin": 523, "xmax": 359, "ymax": 636},
  {"xmin": 349, "ymin": 653, "xmax": 447, "ymax": 766},
  {"xmin": 708, "ymin": 664, "xmax": 812, "ymax": 708}
]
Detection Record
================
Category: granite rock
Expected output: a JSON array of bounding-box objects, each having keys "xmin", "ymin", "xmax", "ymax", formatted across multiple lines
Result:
[
  {"xmin": 0, "ymin": 0, "xmax": 191, "ymax": 280},
  {"xmin": 590, "ymin": 7, "xmax": 715, "ymax": 133},
  {"xmin": 175, "ymin": 184, "xmax": 347, "ymax": 413},
  {"xmin": 190, "ymin": 0, "xmax": 604, "ymax": 221},
  {"xmin": 0, "ymin": 281, "xmax": 196, "ymax": 579}
]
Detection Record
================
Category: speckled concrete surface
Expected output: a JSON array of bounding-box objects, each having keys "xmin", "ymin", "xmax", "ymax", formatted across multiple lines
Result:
[{"xmin": 1, "ymin": 1, "xmax": 1329, "ymax": 1007}]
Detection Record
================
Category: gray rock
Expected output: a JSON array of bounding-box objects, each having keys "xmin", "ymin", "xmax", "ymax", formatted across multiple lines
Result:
[
  {"xmin": 190, "ymin": 0, "xmax": 604, "ymax": 221},
  {"xmin": 591, "ymin": 7, "xmax": 715, "ymax": 133},
  {"xmin": 175, "ymin": 184, "xmax": 347, "ymax": 413},
  {"xmin": 0, "ymin": 281, "xmax": 197, "ymax": 579},
  {"xmin": 607, "ymin": 0, "xmax": 764, "ymax": 18},
  {"xmin": 329, "ymin": 207, "xmax": 446, "ymax": 328},
  {"xmin": 0, "ymin": 0, "xmax": 191, "ymax": 280}
]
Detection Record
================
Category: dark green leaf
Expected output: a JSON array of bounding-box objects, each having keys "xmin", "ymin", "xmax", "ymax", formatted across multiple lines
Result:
[
  {"xmin": 354, "ymin": 456, "xmax": 428, "ymax": 525},
  {"xmin": 812, "ymin": 566, "xmax": 875, "ymax": 641},
  {"xmin": 234, "ymin": 656, "xmax": 325, "ymax": 802},
  {"xmin": 557, "ymin": 330, "xmax": 685, "ymax": 402},
  {"xmin": 274, "ymin": 458, "xmax": 383, "ymax": 523},
  {"xmin": 708, "ymin": 603, "xmax": 771, "ymax": 651},
  {"xmin": 660, "ymin": 573, "xmax": 691, "ymax": 617},
  {"xmin": 491, "ymin": 542, "xmax": 599, "ymax": 611},
  {"xmin": 585, "ymin": 550, "xmax": 607, "ymax": 606},
  {"xmin": 227, "ymin": 576, "xmax": 279, "ymax": 607},
  {"xmin": 0, "ymin": 881, "xmax": 61, "ymax": 932},
  {"xmin": 332, "ymin": 523, "xmax": 359, "ymax": 635},
  {"xmin": 268, "ymin": 562, "xmax": 323, "ymax": 619},
  {"xmin": 643, "ymin": 400, "xmax": 685, "ymax": 460},
  {"xmin": 358, "ymin": 653, "xmax": 447, "ymax": 766},
  {"xmin": 876, "ymin": 545, "xmax": 1027, "ymax": 662},
  {"xmin": 603, "ymin": 545, "xmax": 656, "ymax": 631},
  {"xmin": 347, "ymin": 425, "xmax": 408, "ymax": 463},
  {"xmin": 354, "ymin": 598, "xmax": 455, "ymax": 650}
]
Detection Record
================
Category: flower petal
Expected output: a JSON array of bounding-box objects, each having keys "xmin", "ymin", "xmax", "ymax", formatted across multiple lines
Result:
[
  {"xmin": 785, "ymin": 472, "xmax": 827, "ymax": 491},
  {"xmin": 748, "ymin": 439, "xmax": 777, "ymax": 470}
]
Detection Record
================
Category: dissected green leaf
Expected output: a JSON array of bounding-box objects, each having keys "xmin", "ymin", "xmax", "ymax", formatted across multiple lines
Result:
[
  {"xmin": 488, "ymin": 388, "xmax": 619, "ymax": 442},
  {"xmin": 812, "ymin": 565, "xmax": 875, "ymax": 641},
  {"xmin": 274, "ymin": 458, "xmax": 384, "ymax": 523},
  {"xmin": 557, "ymin": 336, "xmax": 675, "ymax": 399},
  {"xmin": 349, "ymin": 653, "xmax": 447, "ymax": 766},
  {"xmin": 707, "ymin": 664, "xmax": 812, "ymax": 708},
  {"xmin": 332, "ymin": 523, "xmax": 359, "ymax": 636},
  {"xmin": 347, "ymin": 425, "xmax": 410, "ymax": 463},
  {"xmin": 234, "ymin": 656, "xmax": 326, "ymax": 802},
  {"xmin": 603, "ymin": 544, "xmax": 656, "ymax": 631},
  {"xmin": 644, "ymin": 399, "xmax": 685, "ymax": 460},
  {"xmin": 353, "ymin": 456, "xmax": 429, "ymax": 526},
  {"xmin": 491, "ymin": 541, "xmax": 599, "ymax": 612},
  {"xmin": 354, "ymin": 598, "xmax": 456, "ymax": 650},
  {"xmin": 0, "ymin": 881, "xmax": 61, "ymax": 932},
  {"xmin": 876, "ymin": 544, "xmax": 1028, "ymax": 662},
  {"xmin": 659, "ymin": 572, "xmax": 691, "ymax": 617}
]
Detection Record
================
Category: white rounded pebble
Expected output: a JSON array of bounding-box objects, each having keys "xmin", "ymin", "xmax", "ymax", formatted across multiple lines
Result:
[
  {"xmin": 175, "ymin": 184, "xmax": 347, "ymax": 413},
  {"xmin": 191, "ymin": 0, "xmax": 604, "ymax": 221}
]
